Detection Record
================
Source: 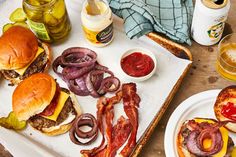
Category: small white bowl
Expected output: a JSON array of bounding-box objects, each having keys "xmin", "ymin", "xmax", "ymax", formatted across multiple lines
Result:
[{"xmin": 120, "ymin": 48, "xmax": 157, "ymax": 82}]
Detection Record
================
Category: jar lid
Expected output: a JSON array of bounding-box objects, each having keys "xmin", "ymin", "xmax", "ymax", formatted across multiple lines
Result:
[
  {"xmin": 201, "ymin": 0, "xmax": 228, "ymax": 9},
  {"xmin": 82, "ymin": 0, "xmax": 109, "ymax": 18}
]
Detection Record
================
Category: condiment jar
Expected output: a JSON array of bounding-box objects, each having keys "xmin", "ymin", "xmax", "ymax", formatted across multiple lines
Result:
[
  {"xmin": 81, "ymin": 0, "xmax": 114, "ymax": 47},
  {"xmin": 23, "ymin": 0, "xmax": 71, "ymax": 43}
]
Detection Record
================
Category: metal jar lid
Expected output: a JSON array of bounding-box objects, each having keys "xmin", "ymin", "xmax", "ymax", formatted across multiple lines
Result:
[{"xmin": 202, "ymin": 0, "xmax": 228, "ymax": 9}]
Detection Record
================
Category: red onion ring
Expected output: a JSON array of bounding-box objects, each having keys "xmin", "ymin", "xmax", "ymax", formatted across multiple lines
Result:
[
  {"xmin": 85, "ymin": 70, "xmax": 118, "ymax": 98},
  {"xmin": 186, "ymin": 121, "xmax": 227, "ymax": 156},
  {"xmin": 61, "ymin": 47, "xmax": 97, "ymax": 67},
  {"xmin": 95, "ymin": 63, "xmax": 109, "ymax": 71},
  {"xmin": 52, "ymin": 56, "xmax": 64, "ymax": 78},
  {"xmin": 69, "ymin": 113, "xmax": 98, "ymax": 145},
  {"xmin": 62, "ymin": 64, "xmax": 94, "ymax": 80},
  {"xmin": 97, "ymin": 76, "xmax": 120, "ymax": 93},
  {"xmin": 187, "ymin": 130, "xmax": 223, "ymax": 156},
  {"xmin": 67, "ymin": 78, "xmax": 90, "ymax": 96},
  {"xmin": 52, "ymin": 47, "xmax": 120, "ymax": 98}
]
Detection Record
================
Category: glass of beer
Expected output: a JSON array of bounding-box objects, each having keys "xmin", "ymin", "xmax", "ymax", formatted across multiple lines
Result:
[{"xmin": 216, "ymin": 33, "xmax": 236, "ymax": 81}]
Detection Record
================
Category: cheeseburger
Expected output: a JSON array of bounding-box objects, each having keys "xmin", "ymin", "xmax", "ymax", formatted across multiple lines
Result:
[
  {"xmin": 0, "ymin": 26, "xmax": 51, "ymax": 85},
  {"xmin": 177, "ymin": 118, "xmax": 234, "ymax": 157},
  {"xmin": 12, "ymin": 73, "xmax": 82, "ymax": 136}
]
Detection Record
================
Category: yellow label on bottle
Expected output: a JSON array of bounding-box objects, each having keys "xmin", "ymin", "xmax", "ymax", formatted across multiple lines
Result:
[
  {"xmin": 82, "ymin": 23, "xmax": 113, "ymax": 45},
  {"xmin": 28, "ymin": 19, "xmax": 50, "ymax": 41}
]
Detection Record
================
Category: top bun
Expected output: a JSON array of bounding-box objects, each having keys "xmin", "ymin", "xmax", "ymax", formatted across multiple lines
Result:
[
  {"xmin": 0, "ymin": 26, "xmax": 38, "ymax": 70},
  {"xmin": 12, "ymin": 73, "xmax": 57, "ymax": 121},
  {"xmin": 214, "ymin": 85, "xmax": 236, "ymax": 133}
]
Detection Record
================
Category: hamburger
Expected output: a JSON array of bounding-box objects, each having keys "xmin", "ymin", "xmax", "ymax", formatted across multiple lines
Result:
[
  {"xmin": 214, "ymin": 86, "xmax": 236, "ymax": 133},
  {"xmin": 12, "ymin": 73, "xmax": 82, "ymax": 136},
  {"xmin": 177, "ymin": 118, "xmax": 234, "ymax": 157},
  {"xmin": 0, "ymin": 26, "xmax": 51, "ymax": 85}
]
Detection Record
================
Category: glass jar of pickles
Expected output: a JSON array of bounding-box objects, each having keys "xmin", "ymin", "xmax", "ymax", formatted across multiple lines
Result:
[{"xmin": 23, "ymin": 0, "xmax": 71, "ymax": 42}]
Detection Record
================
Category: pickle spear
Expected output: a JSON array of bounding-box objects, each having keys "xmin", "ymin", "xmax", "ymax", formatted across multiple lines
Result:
[
  {"xmin": 2, "ymin": 23, "xmax": 13, "ymax": 33},
  {"xmin": 9, "ymin": 8, "xmax": 27, "ymax": 22},
  {"xmin": 2, "ymin": 22, "xmax": 29, "ymax": 33},
  {"xmin": 51, "ymin": 0, "xmax": 65, "ymax": 20},
  {"xmin": 44, "ymin": 11, "xmax": 59, "ymax": 26},
  {"xmin": 13, "ymin": 22, "xmax": 29, "ymax": 29},
  {"xmin": 0, "ymin": 112, "xmax": 26, "ymax": 130}
]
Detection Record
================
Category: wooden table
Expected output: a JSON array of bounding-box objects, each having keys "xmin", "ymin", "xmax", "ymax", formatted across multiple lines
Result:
[
  {"xmin": 1, "ymin": 1, "xmax": 236, "ymax": 157},
  {"xmin": 139, "ymin": 1, "xmax": 236, "ymax": 157}
]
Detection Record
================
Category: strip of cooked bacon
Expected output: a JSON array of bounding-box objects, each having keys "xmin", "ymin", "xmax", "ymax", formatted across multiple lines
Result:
[
  {"xmin": 105, "ymin": 91, "xmax": 123, "ymax": 157},
  {"xmin": 110, "ymin": 116, "xmax": 132, "ymax": 157},
  {"xmin": 93, "ymin": 116, "xmax": 132, "ymax": 157},
  {"xmin": 120, "ymin": 83, "xmax": 140, "ymax": 157},
  {"xmin": 81, "ymin": 83, "xmax": 140, "ymax": 157}
]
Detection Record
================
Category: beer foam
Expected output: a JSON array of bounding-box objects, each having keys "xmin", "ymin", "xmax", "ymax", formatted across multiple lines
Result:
[{"xmin": 225, "ymin": 48, "xmax": 236, "ymax": 63}]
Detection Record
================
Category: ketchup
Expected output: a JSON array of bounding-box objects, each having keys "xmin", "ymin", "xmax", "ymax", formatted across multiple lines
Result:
[
  {"xmin": 121, "ymin": 52, "xmax": 155, "ymax": 77},
  {"xmin": 221, "ymin": 102, "xmax": 236, "ymax": 121}
]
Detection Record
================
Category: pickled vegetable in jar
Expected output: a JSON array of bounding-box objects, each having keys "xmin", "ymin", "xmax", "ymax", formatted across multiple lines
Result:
[
  {"xmin": 23, "ymin": 0, "xmax": 71, "ymax": 42},
  {"xmin": 81, "ymin": 0, "xmax": 114, "ymax": 47}
]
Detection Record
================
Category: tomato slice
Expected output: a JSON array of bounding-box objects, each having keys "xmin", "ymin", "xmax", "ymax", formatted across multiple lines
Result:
[{"xmin": 39, "ymin": 84, "xmax": 61, "ymax": 116}]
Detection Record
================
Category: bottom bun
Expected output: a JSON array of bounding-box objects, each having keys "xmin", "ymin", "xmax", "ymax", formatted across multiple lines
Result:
[
  {"xmin": 41, "ymin": 113, "xmax": 76, "ymax": 136},
  {"xmin": 41, "ymin": 122, "xmax": 73, "ymax": 136}
]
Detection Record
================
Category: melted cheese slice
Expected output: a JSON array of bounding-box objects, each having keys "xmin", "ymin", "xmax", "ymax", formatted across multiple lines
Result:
[
  {"xmin": 194, "ymin": 118, "xmax": 229, "ymax": 157},
  {"xmin": 232, "ymin": 147, "xmax": 236, "ymax": 156},
  {"xmin": 42, "ymin": 91, "xmax": 69, "ymax": 121},
  {"xmin": 15, "ymin": 47, "xmax": 44, "ymax": 75}
]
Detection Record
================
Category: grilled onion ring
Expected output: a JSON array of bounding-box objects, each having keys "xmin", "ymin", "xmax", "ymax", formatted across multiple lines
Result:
[
  {"xmin": 69, "ymin": 113, "xmax": 98, "ymax": 145},
  {"xmin": 186, "ymin": 121, "xmax": 228, "ymax": 156},
  {"xmin": 61, "ymin": 47, "xmax": 97, "ymax": 67},
  {"xmin": 52, "ymin": 47, "xmax": 120, "ymax": 97}
]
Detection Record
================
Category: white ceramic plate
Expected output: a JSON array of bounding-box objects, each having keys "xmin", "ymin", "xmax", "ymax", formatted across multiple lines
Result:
[{"xmin": 164, "ymin": 90, "xmax": 236, "ymax": 157}]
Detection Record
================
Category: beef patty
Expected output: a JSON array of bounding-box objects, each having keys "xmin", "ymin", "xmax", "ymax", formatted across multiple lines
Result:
[
  {"xmin": 29, "ymin": 89, "xmax": 77, "ymax": 131},
  {"xmin": 1, "ymin": 51, "xmax": 47, "ymax": 80}
]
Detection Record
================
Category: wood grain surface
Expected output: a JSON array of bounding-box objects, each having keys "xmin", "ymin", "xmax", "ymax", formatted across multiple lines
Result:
[
  {"xmin": 139, "ymin": 1, "xmax": 236, "ymax": 157},
  {"xmin": 1, "ymin": 1, "xmax": 236, "ymax": 157}
]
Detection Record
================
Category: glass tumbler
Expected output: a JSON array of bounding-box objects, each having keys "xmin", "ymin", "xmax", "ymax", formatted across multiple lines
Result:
[{"xmin": 216, "ymin": 33, "xmax": 236, "ymax": 81}]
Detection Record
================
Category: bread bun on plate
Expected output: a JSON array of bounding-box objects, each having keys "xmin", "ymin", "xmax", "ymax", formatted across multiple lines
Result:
[
  {"xmin": 214, "ymin": 85, "xmax": 236, "ymax": 133},
  {"xmin": 12, "ymin": 73, "xmax": 82, "ymax": 136}
]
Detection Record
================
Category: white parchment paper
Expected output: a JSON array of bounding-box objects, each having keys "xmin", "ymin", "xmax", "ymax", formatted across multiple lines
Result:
[{"xmin": 0, "ymin": 0, "xmax": 192, "ymax": 156}]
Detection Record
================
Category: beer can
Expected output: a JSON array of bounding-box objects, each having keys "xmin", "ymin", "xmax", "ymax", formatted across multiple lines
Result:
[{"xmin": 191, "ymin": 0, "xmax": 230, "ymax": 46}]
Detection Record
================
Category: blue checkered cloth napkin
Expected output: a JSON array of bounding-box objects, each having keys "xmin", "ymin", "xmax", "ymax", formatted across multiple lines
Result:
[{"xmin": 108, "ymin": 0, "xmax": 193, "ymax": 45}]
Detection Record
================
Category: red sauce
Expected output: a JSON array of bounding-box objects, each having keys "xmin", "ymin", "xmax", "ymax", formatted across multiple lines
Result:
[
  {"xmin": 121, "ymin": 52, "xmax": 155, "ymax": 77},
  {"xmin": 221, "ymin": 102, "xmax": 236, "ymax": 121}
]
